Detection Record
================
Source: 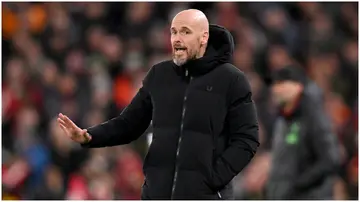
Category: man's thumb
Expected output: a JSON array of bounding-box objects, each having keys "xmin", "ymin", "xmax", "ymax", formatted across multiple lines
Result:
[{"xmin": 82, "ymin": 129, "xmax": 91, "ymax": 143}]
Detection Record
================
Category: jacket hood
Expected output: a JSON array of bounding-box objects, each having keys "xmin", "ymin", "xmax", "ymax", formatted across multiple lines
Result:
[{"xmin": 176, "ymin": 24, "xmax": 235, "ymax": 77}]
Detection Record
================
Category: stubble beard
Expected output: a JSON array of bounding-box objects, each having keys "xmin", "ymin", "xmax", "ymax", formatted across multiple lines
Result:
[
  {"xmin": 173, "ymin": 57, "xmax": 187, "ymax": 66},
  {"xmin": 173, "ymin": 49, "xmax": 197, "ymax": 66}
]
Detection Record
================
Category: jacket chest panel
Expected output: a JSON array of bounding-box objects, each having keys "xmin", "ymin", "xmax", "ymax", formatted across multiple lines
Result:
[
  {"xmin": 185, "ymin": 80, "xmax": 228, "ymax": 133},
  {"xmin": 150, "ymin": 79, "xmax": 187, "ymax": 128},
  {"xmin": 150, "ymin": 71, "xmax": 228, "ymax": 135},
  {"xmin": 184, "ymin": 72, "xmax": 228, "ymax": 135}
]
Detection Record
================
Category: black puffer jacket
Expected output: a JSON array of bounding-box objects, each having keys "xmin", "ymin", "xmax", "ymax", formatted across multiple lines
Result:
[{"xmin": 82, "ymin": 24, "xmax": 259, "ymax": 200}]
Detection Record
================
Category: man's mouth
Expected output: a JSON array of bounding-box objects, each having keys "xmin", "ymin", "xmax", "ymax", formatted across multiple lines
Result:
[{"xmin": 174, "ymin": 47, "xmax": 187, "ymax": 53}]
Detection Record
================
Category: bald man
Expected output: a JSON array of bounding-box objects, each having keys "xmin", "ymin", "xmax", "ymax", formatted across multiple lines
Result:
[{"xmin": 58, "ymin": 9, "xmax": 259, "ymax": 200}]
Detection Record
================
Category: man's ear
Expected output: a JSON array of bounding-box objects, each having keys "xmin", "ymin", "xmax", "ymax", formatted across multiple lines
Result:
[{"xmin": 201, "ymin": 31, "xmax": 209, "ymax": 45}]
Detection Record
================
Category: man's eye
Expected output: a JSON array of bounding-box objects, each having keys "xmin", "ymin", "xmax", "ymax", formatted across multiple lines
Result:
[{"xmin": 180, "ymin": 30, "xmax": 190, "ymax": 35}]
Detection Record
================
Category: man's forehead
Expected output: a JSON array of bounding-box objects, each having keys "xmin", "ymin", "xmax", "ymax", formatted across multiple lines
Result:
[
  {"xmin": 171, "ymin": 10, "xmax": 209, "ymax": 32},
  {"xmin": 171, "ymin": 18, "xmax": 197, "ymax": 30}
]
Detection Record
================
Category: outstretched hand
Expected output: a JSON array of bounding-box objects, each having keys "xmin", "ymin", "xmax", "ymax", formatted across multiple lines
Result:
[{"xmin": 57, "ymin": 113, "xmax": 91, "ymax": 144}]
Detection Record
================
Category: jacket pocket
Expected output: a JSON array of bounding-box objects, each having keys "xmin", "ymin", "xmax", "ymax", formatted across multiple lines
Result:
[{"xmin": 203, "ymin": 174, "xmax": 217, "ymax": 194}]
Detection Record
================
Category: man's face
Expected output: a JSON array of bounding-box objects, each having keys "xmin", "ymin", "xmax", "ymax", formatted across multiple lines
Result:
[
  {"xmin": 170, "ymin": 18, "xmax": 202, "ymax": 66},
  {"xmin": 271, "ymin": 80, "xmax": 302, "ymax": 105}
]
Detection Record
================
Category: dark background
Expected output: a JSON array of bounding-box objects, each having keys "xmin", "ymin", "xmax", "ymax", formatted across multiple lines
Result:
[{"xmin": 2, "ymin": 2, "xmax": 358, "ymax": 200}]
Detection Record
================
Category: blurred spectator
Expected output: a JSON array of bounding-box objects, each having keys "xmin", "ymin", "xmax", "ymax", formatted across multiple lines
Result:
[
  {"xmin": 267, "ymin": 43, "xmax": 294, "ymax": 70},
  {"xmin": 2, "ymin": 2, "xmax": 358, "ymax": 200},
  {"xmin": 31, "ymin": 165, "xmax": 65, "ymax": 199},
  {"xmin": 266, "ymin": 66, "xmax": 341, "ymax": 199}
]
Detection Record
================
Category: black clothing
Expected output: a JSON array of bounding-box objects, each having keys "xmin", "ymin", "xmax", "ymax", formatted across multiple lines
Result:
[
  {"xmin": 265, "ymin": 85, "xmax": 341, "ymax": 199},
  {"xmin": 82, "ymin": 24, "xmax": 259, "ymax": 199}
]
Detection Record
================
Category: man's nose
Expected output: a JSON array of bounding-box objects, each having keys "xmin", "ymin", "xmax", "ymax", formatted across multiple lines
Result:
[{"xmin": 173, "ymin": 34, "xmax": 182, "ymax": 43}]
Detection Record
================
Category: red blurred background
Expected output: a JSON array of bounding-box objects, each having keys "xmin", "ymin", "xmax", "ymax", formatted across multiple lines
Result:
[{"xmin": 2, "ymin": 2, "xmax": 358, "ymax": 200}]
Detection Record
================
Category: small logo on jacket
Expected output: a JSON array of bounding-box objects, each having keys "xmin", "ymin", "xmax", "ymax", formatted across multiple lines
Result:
[
  {"xmin": 206, "ymin": 86, "xmax": 213, "ymax": 92},
  {"xmin": 286, "ymin": 122, "xmax": 299, "ymax": 145}
]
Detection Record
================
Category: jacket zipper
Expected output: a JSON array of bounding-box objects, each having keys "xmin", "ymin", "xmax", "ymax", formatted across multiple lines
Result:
[
  {"xmin": 171, "ymin": 69, "xmax": 192, "ymax": 199},
  {"xmin": 217, "ymin": 191, "xmax": 222, "ymax": 199}
]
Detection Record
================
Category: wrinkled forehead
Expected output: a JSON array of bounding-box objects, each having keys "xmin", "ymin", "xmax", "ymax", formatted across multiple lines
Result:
[{"xmin": 171, "ymin": 15, "xmax": 198, "ymax": 32}]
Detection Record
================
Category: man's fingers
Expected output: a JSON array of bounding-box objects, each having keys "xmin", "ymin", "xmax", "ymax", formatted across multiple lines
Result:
[
  {"xmin": 83, "ymin": 130, "xmax": 92, "ymax": 143},
  {"xmin": 57, "ymin": 118, "xmax": 66, "ymax": 127},
  {"xmin": 58, "ymin": 114, "xmax": 89, "ymax": 143},
  {"xmin": 60, "ymin": 113, "xmax": 74, "ymax": 127},
  {"xmin": 82, "ymin": 129, "xmax": 88, "ymax": 135},
  {"xmin": 59, "ymin": 113, "xmax": 78, "ymax": 129},
  {"xmin": 57, "ymin": 117, "xmax": 73, "ymax": 134},
  {"xmin": 58, "ymin": 113, "xmax": 72, "ymax": 128},
  {"xmin": 59, "ymin": 123, "xmax": 71, "ymax": 137}
]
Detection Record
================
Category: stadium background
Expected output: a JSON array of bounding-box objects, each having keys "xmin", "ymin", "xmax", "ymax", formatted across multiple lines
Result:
[{"xmin": 1, "ymin": 2, "xmax": 358, "ymax": 200}]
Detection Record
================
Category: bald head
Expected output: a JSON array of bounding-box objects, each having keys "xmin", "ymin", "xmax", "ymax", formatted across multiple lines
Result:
[
  {"xmin": 172, "ymin": 9, "xmax": 209, "ymax": 33},
  {"xmin": 170, "ymin": 9, "xmax": 210, "ymax": 66}
]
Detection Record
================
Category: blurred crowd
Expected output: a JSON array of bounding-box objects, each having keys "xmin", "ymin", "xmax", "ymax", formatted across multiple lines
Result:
[{"xmin": 2, "ymin": 2, "xmax": 358, "ymax": 200}]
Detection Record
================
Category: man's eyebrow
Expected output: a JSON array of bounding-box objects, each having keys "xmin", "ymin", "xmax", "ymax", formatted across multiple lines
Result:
[
  {"xmin": 170, "ymin": 26, "xmax": 192, "ymax": 31},
  {"xmin": 180, "ymin": 26, "xmax": 192, "ymax": 31}
]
